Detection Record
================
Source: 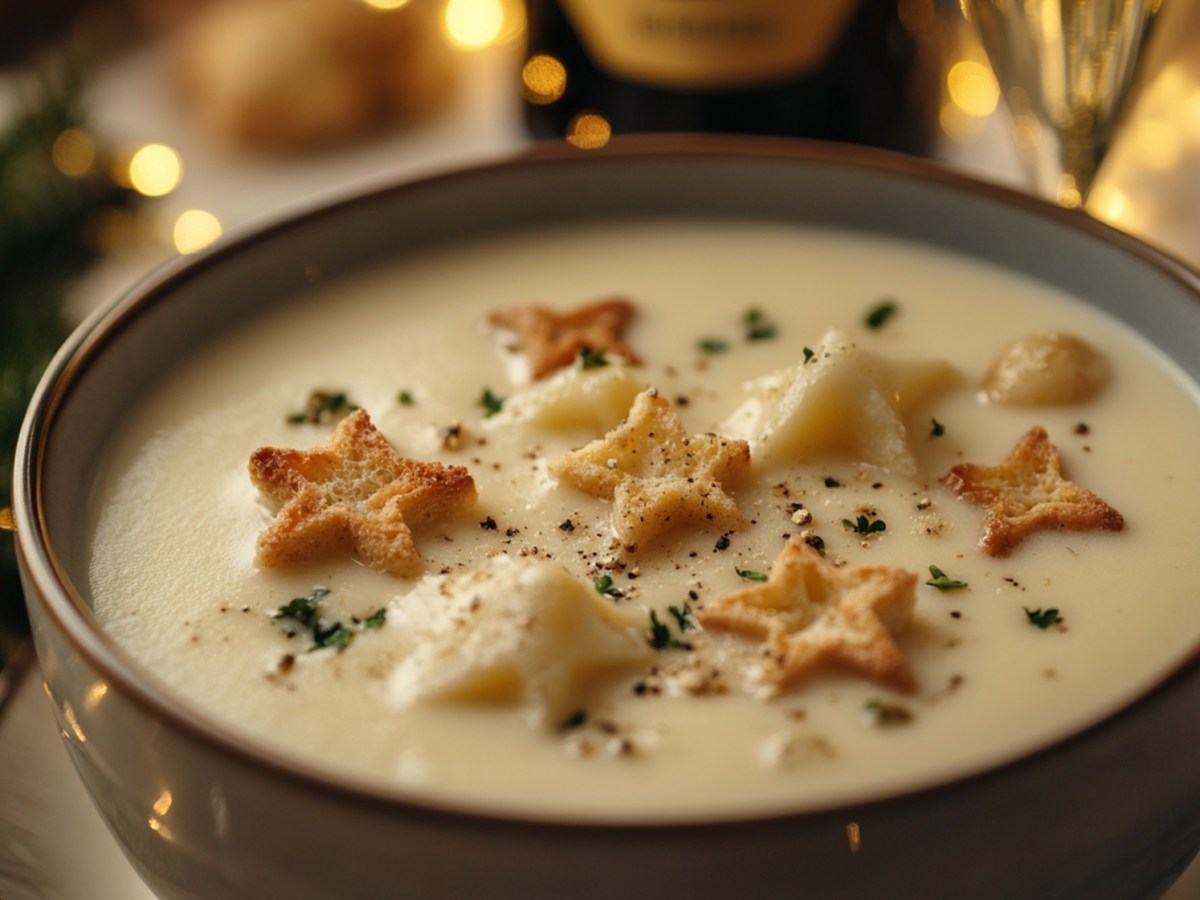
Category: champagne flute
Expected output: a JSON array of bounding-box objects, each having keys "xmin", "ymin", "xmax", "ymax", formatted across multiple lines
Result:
[{"xmin": 964, "ymin": 0, "xmax": 1166, "ymax": 209}]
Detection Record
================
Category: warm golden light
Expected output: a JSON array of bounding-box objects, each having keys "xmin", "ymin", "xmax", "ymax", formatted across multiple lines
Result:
[
  {"xmin": 1129, "ymin": 119, "xmax": 1183, "ymax": 171},
  {"xmin": 362, "ymin": 0, "xmax": 410, "ymax": 8},
  {"xmin": 173, "ymin": 209, "xmax": 224, "ymax": 254},
  {"xmin": 444, "ymin": 0, "xmax": 504, "ymax": 48},
  {"xmin": 522, "ymin": 54, "xmax": 567, "ymax": 105},
  {"xmin": 566, "ymin": 112, "xmax": 611, "ymax": 149},
  {"xmin": 51, "ymin": 128, "xmax": 96, "ymax": 177},
  {"xmin": 1055, "ymin": 174, "xmax": 1083, "ymax": 209},
  {"xmin": 846, "ymin": 821, "xmax": 862, "ymax": 853},
  {"xmin": 153, "ymin": 790, "xmax": 174, "ymax": 817},
  {"xmin": 127, "ymin": 143, "xmax": 183, "ymax": 198},
  {"xmin": 84, "ymin": 681, "xmax": 109, "ymax": 711},
  {"xmin": 62, "ymin": 701, "xmax": 86, "ymax": 742},
  {"xmin": 1087, "ymin": 183, "xmax": 1129, "ymax": 225},
  {"xmin": 947, "ymin": 60, "xmax": 999, "ymax": 118}
]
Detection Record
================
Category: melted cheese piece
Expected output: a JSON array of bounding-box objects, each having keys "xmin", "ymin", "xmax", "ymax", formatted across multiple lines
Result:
[
  {"xmin": 87, "ymin": 219, "xmax": 1200, "ymax": 821},
  {"xmin": 723, "ymin": 327, "xmax": 957, "ymax": 475},
  {"xmin": 386, "ymin": 555, "xmax": 653, "ymax": 729}
]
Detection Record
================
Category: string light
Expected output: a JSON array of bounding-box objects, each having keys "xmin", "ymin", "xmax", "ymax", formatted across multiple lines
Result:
[
  {"xmin": 522, "ymin": 54, "xmax": 567, "ymax": 105},
  {"xmin": 444, "ymin": 0, "xmax": 504, "ymax": 48},
  {"xmin": 566, "ymin": 112, "xmax": 611, "ymax": 149},
  {"xmin": 173, "ymin": 209, "xmax": 223, "ymax": 254},
  {"xmin": 126, "ymin": 143, "xmax": 183, "ymax": 198},
  {"xmin": 51, "ymin": 128, "xmax": 96, "ymax": 177}
]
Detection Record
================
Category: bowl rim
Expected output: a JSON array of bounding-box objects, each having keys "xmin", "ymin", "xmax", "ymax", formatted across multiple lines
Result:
[{"xmin": 14, "ymin": 133, "xmax": 1200, "ymax": 832}]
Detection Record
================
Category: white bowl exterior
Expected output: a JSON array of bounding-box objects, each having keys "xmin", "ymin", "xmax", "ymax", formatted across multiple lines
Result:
[{"xmin": 15, "ymin": 139, "xmax": 1200, "ymax": 899}]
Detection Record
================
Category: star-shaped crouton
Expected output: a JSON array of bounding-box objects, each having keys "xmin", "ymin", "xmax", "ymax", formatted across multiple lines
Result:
[
  {"xmin": 487, "ymin": 297, "xmax": 640, "ymax": 380},
  {"xmin": 550, "ymin": 388, "xmax": 750, "ymax": 547},
  {"xmin": 697, "ymin": 539, "xmax": 917, "ymax": 693},
  {"xmin": 249, "ymin": 409, "xmax": 476, "ymax": 577},
  {"xmin": 940, "ymin": 425, "xmax": 1124, "ymax": 557}
]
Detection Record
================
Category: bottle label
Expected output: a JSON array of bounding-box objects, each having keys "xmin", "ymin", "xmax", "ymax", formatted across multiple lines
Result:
[{"xmin": 558, "ymin": 0, "xmax": 863, "ymax": 89}]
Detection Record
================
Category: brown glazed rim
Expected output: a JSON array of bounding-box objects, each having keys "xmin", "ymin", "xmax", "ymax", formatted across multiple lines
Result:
[{"xmin": 14, "ymin": 133, "xmax": 1200, "ymax": 836}]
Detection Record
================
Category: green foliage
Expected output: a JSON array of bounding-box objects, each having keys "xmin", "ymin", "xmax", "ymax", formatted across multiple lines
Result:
[{"xmin": 1, "ymin": 61, "xmax": 140, "ymax": 659}]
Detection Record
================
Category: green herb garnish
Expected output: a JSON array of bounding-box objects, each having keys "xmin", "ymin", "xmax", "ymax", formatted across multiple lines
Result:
[
  {"xmin": 273, "ymin": 587, "xmax": 330, "ymax": 628},
  {"xmin": 648, "ymin": 609, "xmax": 691, "ymax": 650},
  {"xmin": 668, "ymin": 603, "xmax": 694, "ymax": 631},
  {"xmin": 926, "ymin": 565, "xmax": 967, "ymax": 591},
  {"xmin": 930, "ymin": 418, "xmax": 945, "ymax": 437},
  {"xmin": 864, "ymin": 697, "xmax": 914, "ymax": 726},
  {"xmin": 578, "ymin": 346, "xmax": 609, "ymax": 369},
  {"xmin": 864, "ymin": 299, "xmax": 898, "ymax": 330},
  {"xmin": 272, "ymin": 587, "xmax": 373, "ymax": 652},
  {"xmin": 1024, "ymin": 607, "xmax": 1063, "ymax": 629},
  {"xmin": 595, "ymin": 574, "xmax": 624, "ymax": 599},
  {"xmin": 479, "ymin": 387, "xmax": 505, "ymax": 417},
  {"xmin": 313, "ymin": 621, "xmax": 354, "ymax": 651},
  {"xmin": 287, "ymin": 390, "xmax": 358, "ymax": 425},
  {"xmin": 803, "ymin": 347, "xmax": 815, "ymax": 364},
  {"xmin": 743, "ymin": 307, "xmax": 778, "ymax": 341},
  {"xmin": 735, "ymin": 566, "xmax": 769, "ymax": 582},
  {"xmin": 397, "ymin": 390, "xmax": 415, "ymax": 406},
  {"xmin": 824, "ymin": 476, "xmax": 842, "ymax": 488},
  {"xmin": 843, "ymin": 515, "xmax": 886, "ymax": 535},
  {"xmin": 697, "ymin": 337, "xmax": 729, "ymax": 355}
]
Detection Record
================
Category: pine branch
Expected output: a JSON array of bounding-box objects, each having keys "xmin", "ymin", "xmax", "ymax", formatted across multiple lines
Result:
[{"xmin": 1, "ymin": 59, "xmax": 140, "ymax": 657}]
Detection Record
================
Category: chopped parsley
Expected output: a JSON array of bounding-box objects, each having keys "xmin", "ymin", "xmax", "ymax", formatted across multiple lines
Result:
[
  {"xmin": 926, "ymin": 565, "xmax": 968, "ymax": 591},
  {"xmin": 824, "ymin": 476, "xmax": 842, "ymax": 488},
  {"xmin": 864, "ymin": 697, "xmax": 914, "ymax": 727},
  {"xmin": 668, "ymin": 603, "xmax": 695, "ymax": 631},
  {"xmin": 1024, "ymin": 607, "xmax": 1064, "ymax": 629},
  {"xmin": 648, "ymin": 609, "xmax": 691, "ymax": 650},
  {"xmin": 273, "ymin": 587, "xmax": 329, "ymax": 629},
  {"xmin": 479, "ymin": 388, "xmax": 505, "ymax": 417},
  {"xmin": 578, "ymin": 346, "xmax": 609, "ymax": 369},
  {"xmin": 697, "ymin": 337, "xmax": 729, "ymax": 355},
  {"xmin": 930, "ymin": 418, "xmax": 945, "ymax": 437},
  {"xmin": 271, "ymin": 587, "xmax": 379, "ymax": 653},
  {"xmin": 594, "ymin": 574, "xmax": 624, "ymax": 600},
  {"xmin": 397, "ymin": 390, "xmax": 415, "ymax": 406},
  {"xmin": 313, "ymin": 621, "xmax": 354, "ymax": 651},
  {"xmin": 743, "ymin": 307, "xmax": 778, "ymax": 342},
  {"xmin": 864, "ymin": 299, "xmax": 898, "ymax": 330},
  {"xmin": 843, "ymin": 514, "xmax": 886, "ymax": 535},
  {"xmin": 803, "ymin": 346, "xmax": 815, "ymax": 364},
  {"xmin": 735, "ymin": 566, "xmax": 769, "ymax": 582},
  {"xmin": 287, "ymin": 390, "xmax": 358, "ymax": 425}
]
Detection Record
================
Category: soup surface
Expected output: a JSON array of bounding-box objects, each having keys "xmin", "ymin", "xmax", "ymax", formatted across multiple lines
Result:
[{"xmin": 89, "ymin": 219, "xmax": 1200, "ymax": 820}]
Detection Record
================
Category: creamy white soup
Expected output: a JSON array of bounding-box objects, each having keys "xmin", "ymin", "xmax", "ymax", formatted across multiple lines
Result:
[{"xmin": 89, "ymin": 219, "xmax": 1200, "ymax": 820}]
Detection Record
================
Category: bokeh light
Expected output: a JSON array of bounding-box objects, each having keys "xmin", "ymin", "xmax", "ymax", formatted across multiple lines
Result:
[
  {"xmin": 444, "ymin": 0, "xmax": 504, "ymax": 48},
  {"xmin": 51, "ymin": 128, "xmax": 96, "ymax": 177},
  {"xmin": 947, "ymin": 60, "xmax": 999, "ymax": 118},
  {"xmin": 566, "ymin": 112, "xmax": 611, "ymax": 149},
  {"xmin": 173, "ymin": 209, "xmax": 224, "ymax": 254},
  {"xmin": 127, "ymin": 143, "xmax": 183, "ymax": 198},
  {"xmin": 522, "ymin": 54, "xmax": 567, "ymax": 104}
]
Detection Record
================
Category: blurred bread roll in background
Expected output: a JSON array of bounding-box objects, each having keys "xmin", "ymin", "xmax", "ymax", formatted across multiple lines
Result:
[{"xmin": 171, "ymin": 0, "xmax": 455, "ymax": 152}]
